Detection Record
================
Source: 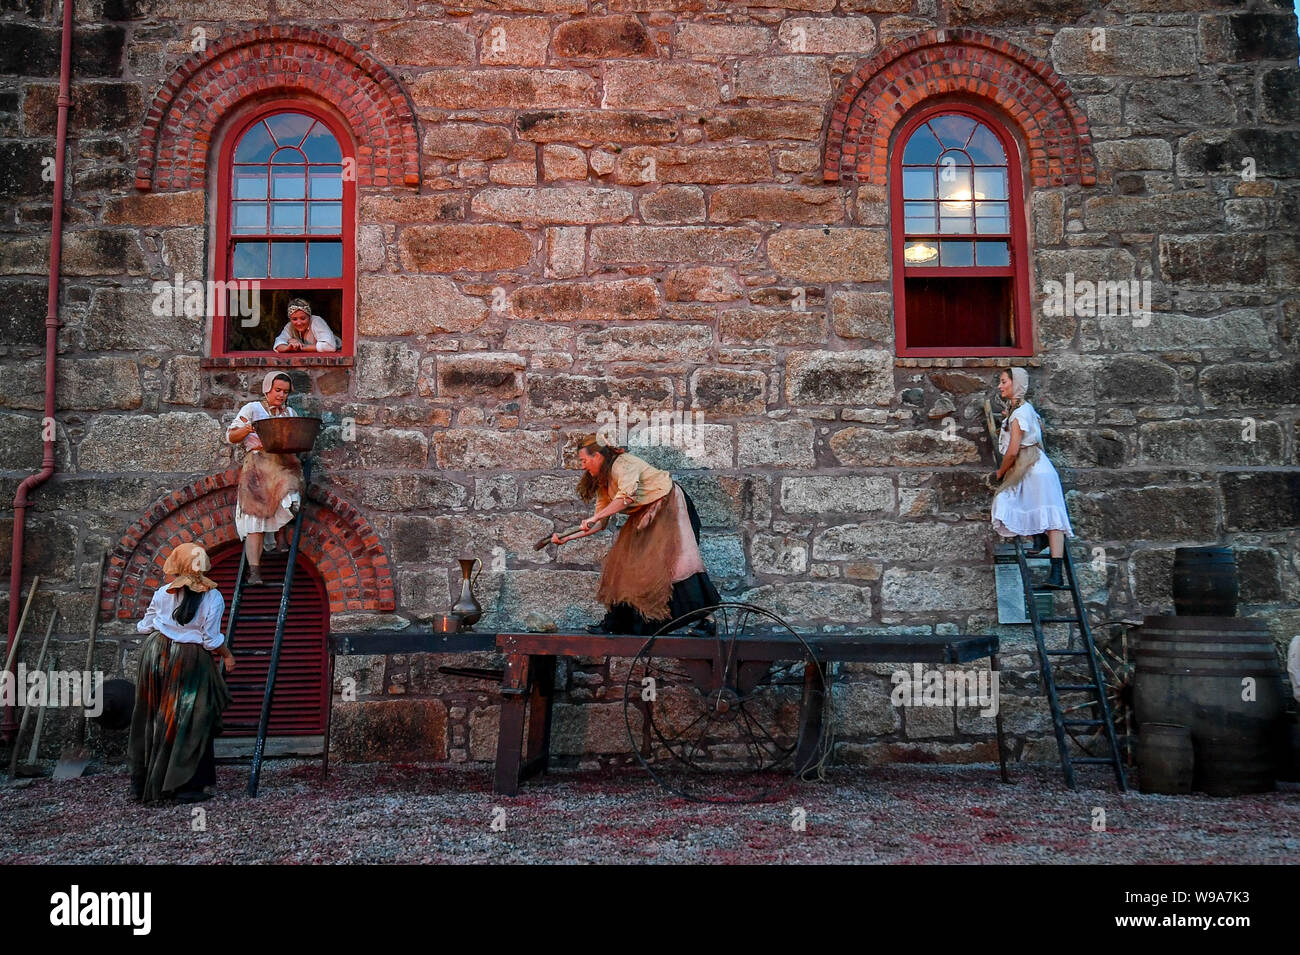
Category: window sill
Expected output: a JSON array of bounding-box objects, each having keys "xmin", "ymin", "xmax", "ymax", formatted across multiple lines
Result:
[
  {"xmin": 894, "ymin": 356, "xmax": 1042, "ymax": 368},
  {"xmin": 202, "ymin": 354, "xmax": 354, "ymax": 370}
]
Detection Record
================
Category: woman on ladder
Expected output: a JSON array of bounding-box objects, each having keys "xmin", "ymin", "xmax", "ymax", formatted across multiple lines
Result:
[{"xmin": 991, "ymin": 367, "xmax": 1073, "ymax": 588}]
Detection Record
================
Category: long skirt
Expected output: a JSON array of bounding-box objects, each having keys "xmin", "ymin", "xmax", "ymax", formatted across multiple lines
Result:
[
  {"xmin": 128, "ymin": 631, "xmax": 231, "ymax": 803},
  {"xmin": 992, "ymin": 450, "xmax": 1074, "ymax": 538},
  {"xmin": 235, "ymin": 451, "xmax": 302, "ymax": 538},
  {"xmin": 597, "ymin": 484, "xmax": 721, "ymax": 635}
]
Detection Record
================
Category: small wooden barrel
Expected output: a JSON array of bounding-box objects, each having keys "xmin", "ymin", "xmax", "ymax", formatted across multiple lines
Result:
[
  {"xmin": 1172, "ymin": 546, "xmax": 1238, "ymax": 616},
  {"xmin": 253, "ymin": 416, "xmax": 322, "ymax": 454},
  {"xmin": 1137, "ymin": 722, "xmax": 1194, "ymax": 795},
  {"xmin": 1134, "ymin": 615, "xmax": 1286, "ymax": 796}
]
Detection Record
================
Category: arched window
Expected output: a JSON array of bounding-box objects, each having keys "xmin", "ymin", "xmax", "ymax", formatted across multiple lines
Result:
[
  {"xmin": 890, "ymin": 106, "xmax": 1032, "ymax": 357},
  {"xmin": 213, "ymin": 103, "xmax": 354, "ymax": 358}
]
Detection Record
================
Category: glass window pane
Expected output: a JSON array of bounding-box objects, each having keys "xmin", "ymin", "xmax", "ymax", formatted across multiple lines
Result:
[
  {"xmin": 308, "ymin": 241, "xmax": 343, "ymax": 278},
  {"xmin": 966, "ymin": 123, "xmax": 1006, "ymax": 164},
  {"xmin": 265, "ymin": 112, "xmax": 315, "ymax": 148},
  {"xmin": 309, "ymin": 202, "xmax": 342, "ymax": 234},
  {"xmin": 939, "ymin": 206, "xmax": 974, "ymax": 233},
  {"xmin": 302, "ymin": 123, "xmax": 343, "ymax": 163},
  {"xmin": 270, "ymin": 242, "xmax": 307, "ymax": 278},
  {"xmin": 939, "ymin": 241, "xmax": 974, "ymax": 267},
  {"xmin": 903, "ymin": 241, "xmax": 939, "ymax": 266},
  {"xmin": 929, "ymin": 114, "xmax": 977, "ymax": 150},
  {"xmin": 233, "ymin": 122, "xmax": 274, "ymax": 163},
  {"xmin": 975, "ymin": 168, "xmax": 1008, "ymax": 200},
  {"xmin": 975, "ymin": 202, "xmax": 1009, "ymax": 233},
  {"xmin": 271, "ymin": 147, "xmax": 305, "ymax": 165},
  {"xmin": 271, "ymin": 203, "xmax": 305, "ymax": 234},
  {"xmin": 902, "ymin": 168, "xmax": 934, "ymax": 200},
  {"xmin": 976, "ymin": 241, "xmax": 1010, "ymax": 267},
  {"xmin": 309, "ymin": 169, "xmax": 343, "ymax": 200},
  {"xmin": 937, "ymin": 156, "xmax": 973, "ymax": 200},
  {"xmin": 231, "ymin": 242, "xmax": 267, "ymax": 278},
  {"xmin": 233, "ymin": 202, "xmax": 267, "ymax": 234},
  {"xmin": 904, "ymin": 201, "xmax": 935, "ymax": 234},
  {"xmin": 902, "ymin": 125, "xmax": 943, "ymax": 164},
  {"xmin": 233, "ymin": 168, "xmax": 267, "ymax": 200},
  {"xmin": 271, "ymin": 165, "xmax": 306, "ymax": 199}
]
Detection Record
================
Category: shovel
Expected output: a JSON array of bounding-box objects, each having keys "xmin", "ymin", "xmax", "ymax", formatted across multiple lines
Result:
[
  {"xmin": 53, "ymin": 553, "xmax": 105, "ymax": 780},
  {"xmin": 9, "ymin": 610, "xmax": 55, "ymax": 780}
]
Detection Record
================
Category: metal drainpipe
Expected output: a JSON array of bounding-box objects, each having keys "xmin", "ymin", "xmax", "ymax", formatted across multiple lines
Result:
[{"xmin": 3, "ymin": 0, "xmax": 74, "ymax": 742}]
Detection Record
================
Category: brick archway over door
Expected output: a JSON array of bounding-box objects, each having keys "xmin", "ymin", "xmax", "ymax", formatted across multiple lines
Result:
[
  {"xmin": 824, "ymin": 28, "xmax": 1097, "ymax": 188},
  {"xmin": 135, "ymin": 24, "xmax": 420, "ymax": 192},
  {"xmin": 103, "ymin": 469, "xmax": 395, "ymax": 621}
]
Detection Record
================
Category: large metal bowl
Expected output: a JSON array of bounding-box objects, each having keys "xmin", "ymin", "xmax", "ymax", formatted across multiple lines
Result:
[{"xmin": 253, "ymin": 416, "xmax": 322, "ymax": 453}]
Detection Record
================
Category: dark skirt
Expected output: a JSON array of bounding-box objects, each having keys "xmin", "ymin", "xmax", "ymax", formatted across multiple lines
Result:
[
  {"xmin": 600, "ymin": 487, "xmax": 721, "ymax": 635},
  {"xmin": 128, "ymin": 631, "xmax": 231, "ymax": 803}
]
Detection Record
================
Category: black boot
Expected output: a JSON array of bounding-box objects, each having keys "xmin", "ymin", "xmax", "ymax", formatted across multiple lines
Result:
[
  {"xmin": 1044, "ymin": 557, "xmax": 1065, "ymax": 589},
  {"xmin": 1032, "ymin": 533, "xmax": 1050, "ymax": 555}
]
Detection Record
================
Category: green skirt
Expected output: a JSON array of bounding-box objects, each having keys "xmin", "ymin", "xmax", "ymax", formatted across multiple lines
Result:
[{"xmin": 128, "ymin": 631, "xmax": 231, "ymax": 803}]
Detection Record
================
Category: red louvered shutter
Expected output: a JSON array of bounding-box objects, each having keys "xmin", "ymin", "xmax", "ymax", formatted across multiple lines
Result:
[{"xmin": 209, "ymin": 543, "xmax": 329, "ymax": 737}]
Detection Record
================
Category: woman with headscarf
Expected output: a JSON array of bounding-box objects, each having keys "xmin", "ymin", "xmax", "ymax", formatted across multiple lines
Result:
[
  {"xmin": 553, "ymin": 436, "xmax": 720, "ymax": 634},
  {"xmin": 991, "ymin": 367, "xmax": 1074, "ymax": 588},
  {"xmin": 226, "ymin": 371, "xmax": 302, "ymax": 586},
  {"xmin": 273, "ymin": 297, "xmax": 339, "ymax": 353},
  {"xmin": 129, "ymin": 543, "xmax": 234, "ymax": 803}
]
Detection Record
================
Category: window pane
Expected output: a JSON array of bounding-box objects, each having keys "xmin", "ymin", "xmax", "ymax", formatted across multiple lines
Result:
[
  {"xmin": 271, "ymin": 203, "xmax": 305, "ymax": 234},
  {"xmin": 271, "ymin": 165, "xmax": 306, "ymax": 200},
  {"xmin": 233, "ymin": 202, "xmax": 267, "ymax": 234},
  {"xmin": 904, "ymin": 201, "xmax": 935, "ymax": 234},
  {"xmin": 233, "ymin": 122, "xmax": 274, "ymax": 163},
  {"xmin": 975, "ymin": 202, "xmax": 1009, "ymax": 233},
  {"xmin": 902, "ymin": 125, "xmax": 943, "ymax": 164},
  {"xmin": 937, "ymin": 157, "xmax": 973, "ymax": 200},
  {"xmin": 308, "ymin": 241, "xmax": 343, "ymax": 278},
  {"xmin": 939, "ymin": 241, "xmax": 974, "ymax": 266},
  {"xmin": 233, "ymin": 168, "xmax": 268, "ymax": 200},
  {"xmin": 903, "ymin": 241, "xmax": 939, "ymax": 266},
  {"xmin": 902, "ymin": 168, "xmax": 934, "ymax": 200},
  {"xmin": 265, "ymin": 112, "xmax": 315, "ymax": 147},
  {"xmin": 270, "ymin": 242, "xmax": 307, "ymax": 278},
  {"xmin": 309, "ymin": 202, "xmax": 342, "ymax": 234},
  {"xmin": 302, "ymin": 124, "xmax": 343, "ymax": 163},
  {"xmin": 309, "ymin": 169, "xmax": 343, "ymax": 200},
  {"xmin": 929, "ymin": 114, "xmax": 976, "ymax": 150},
  {"xmin": 231, "ymin": 242, "xmax": 267, "ymax": 278},
  {"xmin": 939, "ymin": 207, "xmax": 974, "ymax": 233},
  {"xmin": 975, "ymin": 168, "xmax": 1008, "ymax": 200},
  {"xmin": 966, "ymin": 123, "xmax": 1006, "ymax": 164},
  {"xmin": 976, "ymin": 241, "xmax": 1010, "ymax": 267}
]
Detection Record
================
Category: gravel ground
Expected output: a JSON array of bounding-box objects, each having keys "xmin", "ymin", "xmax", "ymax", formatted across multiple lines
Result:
[{"xmin": 2, "ymin": 761, "xmax": 1297, "ymax": 864}]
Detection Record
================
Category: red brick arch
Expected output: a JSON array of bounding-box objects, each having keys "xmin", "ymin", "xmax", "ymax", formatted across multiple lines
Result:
[
  {"xmin": 135, "ymin": 24, "xmax": 419, "ymax": 192},
  {"xmin": 824, "ymin": 28, "xmax": 1096, "ymax": 188},
  {"xmin": 103, "ymin": 469, "xmax": 395, "ymax": 621}
]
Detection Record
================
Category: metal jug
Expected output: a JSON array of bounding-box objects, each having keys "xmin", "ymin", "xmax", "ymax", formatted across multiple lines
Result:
[{"xmin": 451, "ymin": 557, "xmax": 483, "ymax": 628}]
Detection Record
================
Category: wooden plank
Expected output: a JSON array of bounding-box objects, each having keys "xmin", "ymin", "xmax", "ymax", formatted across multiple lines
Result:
[
  {"xmin": 216, "ymin": 736, "xmax": 324, "ymax": 758},
  {"xmin": 329, "ymin": 630, "xmax": 499, "ymax": 655}
]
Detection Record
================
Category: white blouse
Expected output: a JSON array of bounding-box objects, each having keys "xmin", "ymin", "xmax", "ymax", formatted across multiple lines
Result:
[
  {"xmin": 228, "ymin": 400, "xmax": 297, "ymax": 450},
  {"xmin": 138, "ymin": 587, "xmax": 226, "ymax": 650},
  {"xmin": 998, "ymin": 403, "xmax": 1043, "ymax": 454},
  {"xmin": 274, "ymin": 314, "xmax": 339, "ymax": 352}
]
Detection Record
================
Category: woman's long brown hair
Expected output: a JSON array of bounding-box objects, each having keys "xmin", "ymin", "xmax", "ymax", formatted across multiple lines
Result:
[{"xmin": 577, "ymin": 443, "xmax": 623, "ymax": 502}]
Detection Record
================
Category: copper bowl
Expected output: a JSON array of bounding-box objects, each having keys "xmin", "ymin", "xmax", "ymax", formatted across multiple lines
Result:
[{"xmin": 253, "ymin": 416, "xmax": 322, "ymax": 453}]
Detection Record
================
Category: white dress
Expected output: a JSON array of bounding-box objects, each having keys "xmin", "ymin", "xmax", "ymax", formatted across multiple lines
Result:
[
  {"xmin": 991, "ymin": 403, "xmax": 1073, "ymax": 538},
  {"xmin": 228, "ymin": 400, "xmax": 300, "ymax": 540}
]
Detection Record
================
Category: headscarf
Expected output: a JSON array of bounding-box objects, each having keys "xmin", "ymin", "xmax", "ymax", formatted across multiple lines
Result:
[
  {"xmin": 261, "ymin": 370, "xmax": 293, "ymax": 396},
  {"xmin": 287, "ymin": 298, "xmax": 312, "ymax": 319},
  {"xmin": 1006, "ymin": 367, "xmax": 1029, "ymax": 412},
  {"xmin": 162, "ymin": 542, "xmax": 217, "ymax": 593}
]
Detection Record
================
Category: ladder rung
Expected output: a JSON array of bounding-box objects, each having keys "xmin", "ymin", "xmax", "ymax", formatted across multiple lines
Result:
[
  {"xmin": 1054, "ymin": 684, "xmax": 1099, "ymax": 692},
  {"xmin": 1045, "ymin": 649, "xmax": 1089, "ymax": 656},
  {"xmin": 1071, "ymin": 757, "xmax": 1118, "ymax": 765},
  {"xmin": 235, "ymin": 614, "xmax": 280, "ymax": 622},
  {"xmin": 1063, "ymin": 719, "xmax": 1104, "ymax": 727},
  {"xmin": 1039, "ymin": 616, "xmax": 1080, "ymax": 624}
]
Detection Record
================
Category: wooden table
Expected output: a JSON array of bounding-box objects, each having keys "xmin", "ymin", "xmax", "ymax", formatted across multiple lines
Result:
[{"xmin": 488, "ymin": 631, "xmax": 1008, "ymax": 796}]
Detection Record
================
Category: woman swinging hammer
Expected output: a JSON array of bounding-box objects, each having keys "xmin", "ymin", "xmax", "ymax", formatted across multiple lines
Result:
[
  {"xmin": 991, "ymin": 367, "xmax": 1074, "ymax": 588},
  {"xmin": 553, "ymin": 436, "xmax": 720, "ymax": 635},
  {"xmin": 226, "ymin": 371, "xmax": 302, "ymax": 586}
]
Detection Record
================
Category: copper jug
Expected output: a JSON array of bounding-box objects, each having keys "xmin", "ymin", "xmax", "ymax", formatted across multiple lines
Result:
[{"xmin": 451, "ymin": 557, "xmax": 483, "ymax": 628}]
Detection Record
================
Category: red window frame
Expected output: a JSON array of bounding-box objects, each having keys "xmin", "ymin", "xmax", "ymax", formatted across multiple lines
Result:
[
  {"xmin": 211, "ymin": 99, "xmax": 356, "ymax": 360},
  {"xmin": 889, "ymin": 103, "xmax": 1034, "ymax": 358}
]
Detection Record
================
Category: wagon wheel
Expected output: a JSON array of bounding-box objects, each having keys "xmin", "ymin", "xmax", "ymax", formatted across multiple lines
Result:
[
  {"xmin": 1059, "ymin": 619, "xmax": 1136, "ymax": 765},
  {"xmin": 622, "ymin": 602, "xmax": 823, "ymax": 804}
]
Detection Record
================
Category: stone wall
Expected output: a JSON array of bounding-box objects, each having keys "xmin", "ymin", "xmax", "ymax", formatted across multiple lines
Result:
[{"xmin": 1, "ymin": 0, "xmax": 1297, "ymax": 768}]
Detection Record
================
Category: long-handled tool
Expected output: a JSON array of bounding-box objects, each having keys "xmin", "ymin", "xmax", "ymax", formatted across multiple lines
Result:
[
  {"xmin": 20, "ymin": 649, "xmax": 55, "ymax": 777},
  {"xmin": 2, "ymin": 577, "xmax": 39, "ymax": 757},
  {"xmin": 53, "ymin": 553, "xmax": 106, "ymax": 780},
  {"xmin": 533, "ymin": 524, "xmax": 587, "ymax": 551},
  {"xmin": 9, "ymin": 611, "xmax": 56, "ymax": 780}
]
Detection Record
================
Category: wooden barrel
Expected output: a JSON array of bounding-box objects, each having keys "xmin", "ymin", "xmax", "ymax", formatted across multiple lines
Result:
[
  {"xmin": 1172, "ymin": 546, "xmax": 1238, "ymax": 616},
  {"xmin": 1134, "ymin": 616, "xmax": 1286, "ymax": 796},
  {"xmin": 1137, "ymin": 722, "xmax": 1194, "ymax": 794}
]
